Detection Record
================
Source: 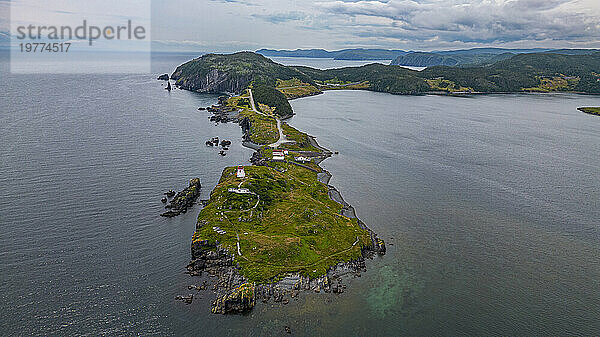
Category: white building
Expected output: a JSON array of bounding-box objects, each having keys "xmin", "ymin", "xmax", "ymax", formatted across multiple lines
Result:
[
  {"xmin": 295, "ymin": 156, "xmax": 311, "ymax": 163},
  {"xmin": 228, "ymin": 188, "xmax": 251, "ymax": 194},
  {"xmin": 236, "ymin": 165, "xmax": 245, "ymax": 178},
  {"xmin": 272, "ymin": 150, "xmax": 285, "ymax": 161}
]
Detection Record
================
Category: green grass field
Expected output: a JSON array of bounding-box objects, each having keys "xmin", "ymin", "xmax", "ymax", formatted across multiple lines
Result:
[
  {"xmin": 228, "ymin": 95, "xmax": 280, "ymax": 145},
  {"xmin": 192, "ymin": 164, "xmax": 371, "ymax": 282},
  {"xmin": 523, "ymin": 76, "xmax": 580, "ymax": 92},
  {"xmin": 426, "ymin": 78, "xmax": 474, "ymax": 92},
  {"xmin": 276, "ymin": 78, "xmax": 322, "ymax": 99}
]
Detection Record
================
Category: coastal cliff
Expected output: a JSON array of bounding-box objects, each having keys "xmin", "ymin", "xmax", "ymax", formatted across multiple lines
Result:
[
  {"xmin": 171, "ymin": 67, "xmax": 253, "ymax": 93},
  {"xmin": 170, "ymin": 52, "xmax": 312, "ymax": 94}
]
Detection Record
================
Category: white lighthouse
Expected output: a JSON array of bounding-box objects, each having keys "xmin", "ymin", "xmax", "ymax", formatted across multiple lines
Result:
[{"xmin": 236, "ymin": 166, "xmax": 246, "ymax": 178}]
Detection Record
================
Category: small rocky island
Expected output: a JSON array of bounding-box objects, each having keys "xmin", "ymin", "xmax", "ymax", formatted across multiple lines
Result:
[
  {"xmin": 169, "ymin": 53, "xmax": 386, "ymax": 314},
  {"xmin": 160, "ymin": 178, "xmax": 201, "ymax": 217}
]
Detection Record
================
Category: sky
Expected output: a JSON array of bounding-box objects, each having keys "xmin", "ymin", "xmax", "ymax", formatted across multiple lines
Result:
[{"xmin": 2, "ymin": 0, "xmax": 600, "ymax": 52}]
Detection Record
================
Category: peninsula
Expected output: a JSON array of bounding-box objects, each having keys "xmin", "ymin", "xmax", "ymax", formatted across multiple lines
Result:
[
  {"xmin": 172, "ymin": 54, "xmax": 386, "ymax": 314},
  {"xmin": 171, "ymin": 51, "xmax": 599, "ymax": 313}
]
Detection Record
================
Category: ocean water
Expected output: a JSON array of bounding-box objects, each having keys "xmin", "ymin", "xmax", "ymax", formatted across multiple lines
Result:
[
  {"xmin": 267, "ymin": 57, "xmax": 393, "ymax": 69},
  {"xmin": 267, "ymin": 56, "xmax": 426, "ymax": 71},
  {"xmin": 1, "ymin": 52, "xmax": 599, "ymax": 336}
]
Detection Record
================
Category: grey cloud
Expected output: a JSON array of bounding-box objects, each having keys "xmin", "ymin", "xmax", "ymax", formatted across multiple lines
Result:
[
  {"xmin": 315, "ymin": 0, "xmax": 600, "ymax": 44},
  {"xmin": 209, "ymin": 0, "xmax": 259, "ymax": 6},
  {"xmin": 252, "ymin": 11, "xmax": 308, "ymax": 24}
]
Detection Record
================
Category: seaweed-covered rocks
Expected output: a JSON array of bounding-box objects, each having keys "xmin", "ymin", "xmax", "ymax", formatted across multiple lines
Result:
[
  {"xmin": 212, "ymin": 283, "xmax": 255, "ymax": 314},
  {"xmin": 160, "ymin": 178, "xmax": 201, "ymax": 217}
]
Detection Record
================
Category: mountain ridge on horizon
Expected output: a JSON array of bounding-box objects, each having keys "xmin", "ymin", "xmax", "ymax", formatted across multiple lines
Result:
[{"xmin": 257, "ymin": 47, "xmax": 600, "ymax": 67}]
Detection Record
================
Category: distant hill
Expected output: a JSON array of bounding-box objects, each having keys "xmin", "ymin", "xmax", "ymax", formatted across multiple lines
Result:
[
  {"xmin": 256, "ymin": 48, "xmax": 407, "ymax": 60},
  {"xmin": 420, "ymin": 52, "xmax": 600, "ymax": 93},
  {"xmin": 257, "ymin": 47, "xmax": 600, "ymax": 66},
  {"xmin": 543, "ymin": 49, "xmax": 600, "ymax": 55},
  {"xmin": 390, "ymin": 51, "xmax": 515, "ymax": 67},
  {"xmin": 391, "ymin": 48, "xmax": 600, "ymax": 67},
  {"xmin": 171, "ymin": 51, "xmax": 600, "ymax": 99}
]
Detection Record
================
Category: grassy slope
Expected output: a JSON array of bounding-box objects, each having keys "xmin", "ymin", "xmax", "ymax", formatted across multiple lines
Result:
[
  {"xmin": 276, "ymin": 78, "xmax": 322, "ymax": 99},
  {"xmin": 192, "ymin": 164, "xmax": 371, "ymax": 282},
  {"xmin": 227, "ymin": 93, "xmax": 279, "ymax": 145}
]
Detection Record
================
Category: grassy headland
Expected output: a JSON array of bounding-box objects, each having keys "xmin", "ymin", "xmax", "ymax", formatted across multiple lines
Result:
[
  {"xmin": 192, "ymin": 163, "xmax": 371, "ymax": 282},
  {"xmin": 193, "ymin": 93, "xmax": 377, "ymax": 283},
  {"xmin": 227, "ymin": 93, "xmax": 279, "ymax": 144},
  {"xmin": 577, "ymin": 107, "xmax": 600, "ymax": 116}
]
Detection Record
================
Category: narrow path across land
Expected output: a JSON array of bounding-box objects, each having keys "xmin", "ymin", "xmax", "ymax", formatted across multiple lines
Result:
[{"xmin": 247, "ymin": 88, "xmax": 291, "ymax": 148}]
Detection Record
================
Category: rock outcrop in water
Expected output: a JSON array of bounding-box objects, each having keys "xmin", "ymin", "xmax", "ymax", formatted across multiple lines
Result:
[
  {"xmin": 212, "ymin": 283, "xmax": 256, "ymax": 314},
  {"xmin": 157, "ymin": 74, "xmax": 169, "ymax": 81},
  {"xmin": 161, "ymin": 178, "xmax": 201, "ymax": 217}
]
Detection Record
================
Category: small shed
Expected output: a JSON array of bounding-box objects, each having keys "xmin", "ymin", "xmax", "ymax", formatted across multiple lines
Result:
[{"xmin": 272, "ymin": 150, "xmax": 285, "ymax": 161}]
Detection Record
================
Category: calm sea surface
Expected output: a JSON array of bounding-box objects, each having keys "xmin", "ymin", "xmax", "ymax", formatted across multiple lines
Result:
[{"xmin": 1, "ymin": 53, "xmax": 599, "ymax": 336}]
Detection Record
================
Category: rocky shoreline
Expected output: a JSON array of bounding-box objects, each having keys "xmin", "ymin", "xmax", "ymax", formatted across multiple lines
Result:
[{"xmin": 183, "ymin": 96, "xmax": 385, "ymax": 314}]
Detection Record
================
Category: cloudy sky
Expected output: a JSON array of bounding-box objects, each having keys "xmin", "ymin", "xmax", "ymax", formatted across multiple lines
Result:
[{"xmin": 2, "ymin": 0, "xmax": 600, "ymax": 51}]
